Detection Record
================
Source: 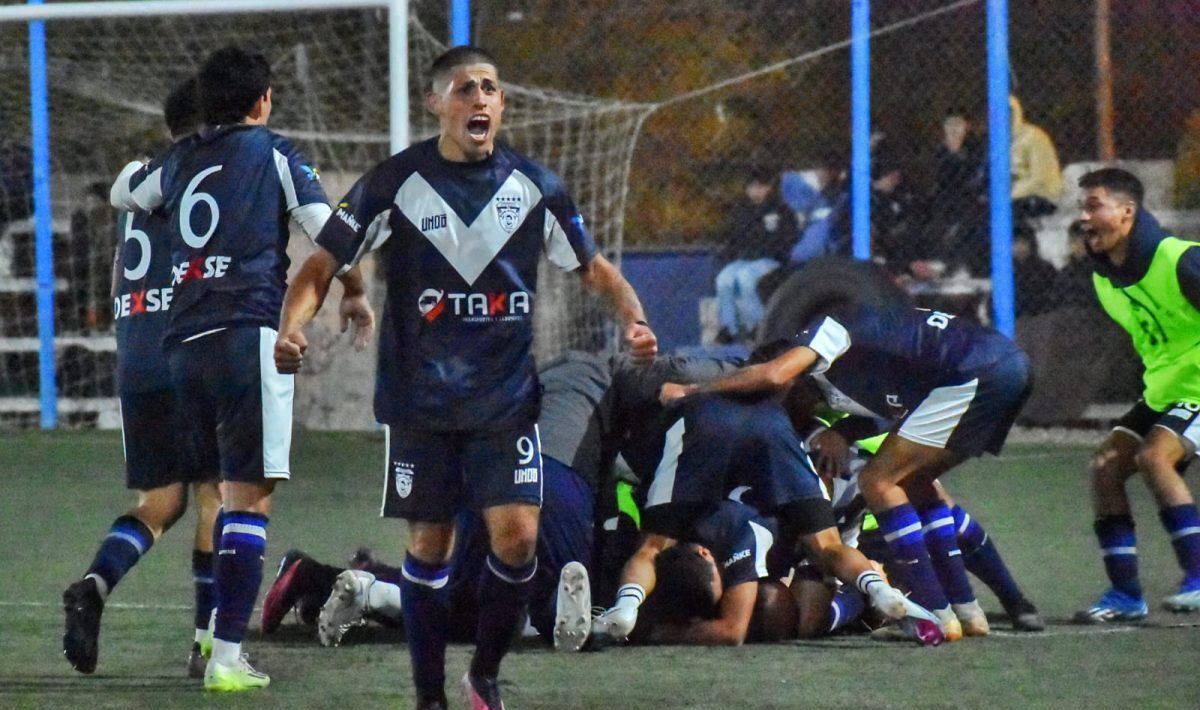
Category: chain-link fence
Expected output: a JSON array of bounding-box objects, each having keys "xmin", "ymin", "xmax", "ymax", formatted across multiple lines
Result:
[{"xmin": 1, "ymin": 0, "xmax": 1195, "ymax": 429}]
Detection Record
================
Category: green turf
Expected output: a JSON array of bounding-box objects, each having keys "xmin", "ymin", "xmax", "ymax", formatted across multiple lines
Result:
[{"xmin": 2, "ymin": 431, "xmax": 1199, "ymax": 708}]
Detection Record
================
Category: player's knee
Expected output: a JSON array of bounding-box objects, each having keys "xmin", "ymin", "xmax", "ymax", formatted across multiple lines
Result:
[
  {"xmin": 491, "ymin": 529, "xmax": 538, "ymax": 567},
  {"xmin": 132, "ymin": 495, "xmax": 187, "ymax": 535},
  {"xmin": 1134, "ymin": 443, "xmax": 1181, "ymax": 478},
  {"xmin": 1090, "ymin": 447, "xmax": 1132, "ymax": 484}
]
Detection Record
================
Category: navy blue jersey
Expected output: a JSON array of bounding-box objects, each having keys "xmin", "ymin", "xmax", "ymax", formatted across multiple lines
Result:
[
  {"xmin": 690, "ymin": 501, "xmax": 784, "ymax": 589},
  {"xmin": 795, "ymin": 306, "xmax": 1024, "ymax": 420},
  {"xmin": 315, "ymin": 138, "xmax": 598, "ymax": 431},
  {"xmin": 111, "ymin": 125, "xmax": 330, "ymax": 344},
  {"xmin": 113, "ymin": 208, "xmax": 174, "ymax": 393}
]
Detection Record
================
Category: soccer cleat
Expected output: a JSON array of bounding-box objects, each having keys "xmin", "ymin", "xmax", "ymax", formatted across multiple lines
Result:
[
  {"xmin": 261, "ymin": 549, "xmax": 313, "ymax": 634},
  {"xmin": 553, "ymin": 562, "xmax": 592, "ymax": 652},
  {"xmin": 318, "ymin": 570, "xmax": 374, "ymax": 647},
  {"xmin": 187, "ymin": 642, "xmax": 207, "ymax": 679},
  {"xmin": 952, "ymin": 600, "xmax": 990, "ymax": 637},
  {"xmin": 1162, "ymin": 587, "xmax": 1200, "ymax": 613},
  {"xmin": 868, "ymin": 616, "xmax": 945, "ymax": 646},
  {"xmin": 591, "ymin": 605, "xmax": 637, "ymax": 642},
  {"xmin": 461, "ymin": 672, "xmax": 505, "ymax": 710},
  {"xmin": 933, "ymin": 607, "xmax": 963, "ymax": 642},
  {"xmin": 199, "ymin": 608, "xmax": 215, "ymax": 658},
  {"xmin": 1003, "ymin": 598, "xmax": 1045, "ymax": 631},
  {"xmin": 203, "ymin": 654, "xmax": 270, "ymax": 692},
  {"xmin": 1073, "ymin": 588, "xmax": 1149, "ymax": 624},
  {"xmin": 63, "ymin": 578, "xmax": 104, "ymax": 674},
  {"xmin": 864, "ymin": 582, "xmax": 914, "ymax": 621}
]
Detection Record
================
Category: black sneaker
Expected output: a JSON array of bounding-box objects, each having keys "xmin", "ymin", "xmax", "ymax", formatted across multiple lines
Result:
[
  {"xmin": 63, "ymin": 578, "xmax": 104, "ymax": 674},
  {"xmin": 1004, "ymin": 597, "xmax": 1045, "ymax": 632},
  {"xmin": 461, "ymin": 672, "xmax": 505, "ymax": 710}
]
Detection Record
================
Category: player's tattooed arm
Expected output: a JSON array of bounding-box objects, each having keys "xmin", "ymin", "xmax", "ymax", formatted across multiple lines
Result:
[
  {"xmin": 578, "ymin": 253, "xmax": 658, "ymax": 364},
  {"xmin": 659, "ymin": 345, "xmax": 819, "ymax": 404}
]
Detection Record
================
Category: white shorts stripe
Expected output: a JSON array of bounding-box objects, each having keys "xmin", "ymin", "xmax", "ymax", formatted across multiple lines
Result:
[
  {"xmin": 645, "ymin": 418, "xmax": 687, "ymax": 509},
  {"xmin": 223, "ymin": 522, "xmax": 267, "ymax": 538},
  {"xmin": 259, "ymin": 327, "xmax": 293, "ymax": 479},
  {"xmin": 898, "ymin": 378, "xmax": 980, "ymax": 449},
  {"xmin": 1170, "ymin": 526, "xmax": 1200, "ymax": 540},
  {"xmin": 883, "ymin": 521, "xmax": 924, "ymax": 543},
  {"xmin": 380, "ymin": 424, "xmax": 391, "ymax": 517},
  {"xmin": 1102, "ymin": 546, "xmax": 1137, "ymax": 557}
]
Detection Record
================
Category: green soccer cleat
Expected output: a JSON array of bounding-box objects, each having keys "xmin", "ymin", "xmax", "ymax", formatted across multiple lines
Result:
[{"xmin": 203, "ymin": 655, "xmax": 270, "ymax": 692}]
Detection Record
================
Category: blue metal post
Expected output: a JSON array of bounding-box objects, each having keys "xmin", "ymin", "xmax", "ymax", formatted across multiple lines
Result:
[
  {"xmin": 29, "ymin": 0, "xmax": 57, "ymax": 429},
  {"xmin": 987, "ymin": 0, "xmax": 1014, "ymax": 336},
  {"xmin": 450, "ymin": 0, "xmax": 469, "ymax": 45},
  {"xmin": 850, "ymin": 0, "xmax": 870, "ymax": 260}
]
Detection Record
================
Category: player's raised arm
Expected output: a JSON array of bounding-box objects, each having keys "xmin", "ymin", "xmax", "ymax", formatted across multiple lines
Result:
[
  {"xmin": 109, "ymin": 159, "xmax": 164, "ymax": 212},
  {"xmin": 577, "ymin": 253, "xmax": 658, "ymax": 363}
]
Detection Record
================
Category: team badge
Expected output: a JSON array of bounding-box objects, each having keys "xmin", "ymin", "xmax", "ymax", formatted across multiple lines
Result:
[
  {"xmin": 495, "ymin": 194, "xmax": 523, "ymax": 234},
  {"xmin": 417, "ymin": 288, "xmax": 446, "ymax": 322},
  {"xmin": 394, "ymin": 464, "xmax": 414, "ymax": 499}
]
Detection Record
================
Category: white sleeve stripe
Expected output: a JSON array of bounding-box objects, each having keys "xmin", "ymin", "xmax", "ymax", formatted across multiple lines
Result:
[
  {"xmin": 292, "ymin": 203, "xmax": 331, "ymax": 243},
  {"xmin": 113, "ymin": 163, "xmax": 163, "ymax": 212},
  {"xmin": 748, "ymin": 520, "xmax": 775, "ymax": 579},
  {"xmin": 544, "ymin": 210, "xmax": 583, "ymax": 271},
  {"xmin": 273, "ymin": 148, "xmax": 300, "ymax": 211},
  {"xmin": 806, "ymin": 317, "xmax": 851, "ymax": 373}
]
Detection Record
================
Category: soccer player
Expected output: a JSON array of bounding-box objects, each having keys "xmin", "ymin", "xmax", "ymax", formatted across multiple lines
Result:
[
  {"xmin": 661, "ymin": 305, "xmax": 1032, "ymax": 640},
  {"xmin": 1072, "ymin": 168, "xmax": 1200, "ymax": 622},
  {"xmin": 63, "ymin": 79, "xmax": 220, "ymax": 679},
  {"xmin": 110, "ymin": 47, "xmax": 374, "ymax": 691},
  {"xmin": 273, "ymin": 47, "xmax": 657, "ymax": 710}
]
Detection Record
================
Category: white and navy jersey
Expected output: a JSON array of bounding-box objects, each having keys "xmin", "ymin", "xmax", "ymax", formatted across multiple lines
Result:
[
  {"xmin": 315, "ymin": 137, "xmax": 598, "ymax": 431},
  {"xmin": 691, "ymin": 500, "xmax": 784, "ymax": 589},
  {"xmin": 795, "ymin": 306, "xmax": 1024, "ymax": 421},
  {"xmin": 111, "ymin": 125, "xmax": 330, "ymax": 345},
  {"xmin": 113, "ymin": 208, "xmax": 174, "ymax": 394}
]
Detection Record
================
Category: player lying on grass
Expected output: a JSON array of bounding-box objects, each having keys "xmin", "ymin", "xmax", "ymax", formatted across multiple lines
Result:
[{"xmin": 661, "ymin": 305, "xmax": 1032, "ymax": 641}]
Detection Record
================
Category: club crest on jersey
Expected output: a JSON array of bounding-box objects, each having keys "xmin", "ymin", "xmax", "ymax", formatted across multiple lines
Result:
[
  {"xmin": 393, "ymin": 463, "xmax": 414, "ymax": 498},
  {"xmin": 495, "ymin": 194, "xmax": 523, "ymax": 234},
  {"xmin": 418, "ymin": 288, "xmax": 447, "ymax": 322}
]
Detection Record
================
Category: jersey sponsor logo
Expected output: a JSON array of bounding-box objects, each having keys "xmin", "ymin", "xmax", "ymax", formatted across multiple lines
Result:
[
  {"xmin": 723, "ymin": 548, "xmax": 751, "ymax": 568},
  {"xmin": 300, "ymin": 164, "xmax": 320, "ymax": 182},
  {"xmin": 495, "ymin": 194, "xmax": 523, "ymax": 234},
  {"xmin": 416, "ymin": 288, "xmax": 531, "ymax": 323},
  {"xmin": 113, "ymin": 287, "xmax": 174, "ymax": 319},
  {"xmin": 393, "ymin": 462, "xmax": 414, "ymax": 498},
  {"xmin": 335, "ymin": 207, "xmax": 362, "ymax": 233},
  {"xmin": 170, "ymin": 255, "xmax": 232, "ymax": 285},
  {"xmin": 420, "ymin": 214, "xmax": 448, "ymax": 232},
  {"xmin": 513, "ymin": 466, "xmax": 539, "ymax": 484}
]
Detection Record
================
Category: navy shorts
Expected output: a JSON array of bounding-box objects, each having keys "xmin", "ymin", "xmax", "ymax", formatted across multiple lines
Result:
[
  {"xmin": 642, "ymin": 397, "xmax": 833, "ymax": 536},
  {"xmin": 167, "ymin": 326, "xmax": 294, "ymax": 483},
  {"xmin": 381, "ymin": 422, "xmax": 543, "ymax": 521},
  {"xmin": 1115, "ymin": 400, "xmax": 1200, "ymax": 457},
  {"xmin": 119, "ymin": 388, "xmax": 216, "ymax": 490},
  {"xmin": 897, "ymin": 350, "xmax": 1032, "ymax": 457}
]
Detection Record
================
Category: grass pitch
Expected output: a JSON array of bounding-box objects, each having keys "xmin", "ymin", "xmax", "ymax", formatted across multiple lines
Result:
[{"xmin": 2, "ymin": 430, "xmax": 1198, "ymax": 709}]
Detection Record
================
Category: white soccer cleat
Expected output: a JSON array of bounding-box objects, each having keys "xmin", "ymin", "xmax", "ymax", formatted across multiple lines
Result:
[
  {"xmin": 864, "ymin": 582, "xmax": 911, "ymax": 622},
  {"xmin": 952, "ymin": 600, "xmax": 990, "ymax": 637},
  {"xmin": 1163, "ymin": 588, "xmax": 1200, "ymax": 613},
  {"xmin": 318, "ymin": 570, "xmax": 374, "ymax": 647},
  {"xmin": 591, "ymin": 605, "xmax": 637, "ymax": 642},
  {"xmin": 553, "ymin": 562, "xmax": 592, "ymax": 652},
  {"xmin": 204, "ymin": 654, "xmax": 269, "ymax": 692}
]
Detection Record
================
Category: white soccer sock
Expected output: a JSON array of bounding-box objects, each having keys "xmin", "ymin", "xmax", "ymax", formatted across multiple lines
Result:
[
  {"xmin": 194, "ymin": 627, "xmax": 207, "ymax": 644},
  {"xmin": 211, "ymin": 639, "xmax": 241, "ymax": 666},
  {"xmin": 366, "ymin": 579, "xmax": 403, "ymax": 620},
  {"xmin": 614, "ymin": 583, "xmax": 646, "ymax": 610},
  {"xmin": 854, "ymin": 570, "xmax": 886, "ymax": 595}
]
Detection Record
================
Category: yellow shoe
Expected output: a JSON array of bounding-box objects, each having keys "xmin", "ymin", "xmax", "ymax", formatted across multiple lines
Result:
[
  {"xmin": 954, "ymin": 601, "xmax": 990, "ymax": 637},
  {"xmin": 204, "ymin": 655, "xmax": 270, "ymax": 692},
  {"xmin": 933, "ymin": 607, "xmax": 963, "ymax": 642}
]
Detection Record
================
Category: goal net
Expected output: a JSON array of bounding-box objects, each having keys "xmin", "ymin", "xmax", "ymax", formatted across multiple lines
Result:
[{"xmin": 0, "ymin": 2, "xmax": 651, "ymax": 429}]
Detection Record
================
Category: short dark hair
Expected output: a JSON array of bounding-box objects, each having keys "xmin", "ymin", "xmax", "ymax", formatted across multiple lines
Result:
[
  {"xmin": 1078, "ymin": 167, "xmax": 1144, "ymax": 208},
  {"xmin": 163, "ymin": 77, "xmax": 201, "ymax": 138},
  {"xmin": 429, "ymin": 45, "xmax": 499, "ymax": 92},
  {"xmin": 746, "ymin": 165, "xmax": 773, "ymax": 185},
  {"xmin": 199, "ymin": 46, "xmax": 271, "ymax": 125},
  {"xmin": 653, "ymin": 543, "xmax": 718, "ymax": 622}
]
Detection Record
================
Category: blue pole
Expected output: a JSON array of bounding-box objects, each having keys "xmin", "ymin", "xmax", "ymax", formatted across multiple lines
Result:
[
  {"xmin": 850, "ymin": 0, "xmax": 870, "ymax": 260},
  {"xmin": 29, "ymin": 0, "xmax": 57, "ymax": 429},
  {"xmin": 986, "ymin": 0, "xmax": 1014, "ymax": 336},
  {"xmin": 450, "ymin": 0, "xmax": 469, "ymax": 46}
]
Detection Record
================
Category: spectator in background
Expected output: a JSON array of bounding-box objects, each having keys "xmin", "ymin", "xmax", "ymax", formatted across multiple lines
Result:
[
  {"xmin": 928, "ymin": 108, "xmax": 988, "ymax": 275},
  {"xmin": 869, "ymin": 160, "xmax": 927, "ymax": 277},
  {"xmin": 0, "ymin": 140, "xmax": 33, "ymax": 236},
  {"xmin": 1009, "ymin": 96, "xmax": 1063, "ymax": 223},
  {"xmin": 714, "ymin": 166, "xmax": 796, "ymax": 343},
  {"xmin": 781, "ymin": 153, "xmax": 849, "ymax": 266},
  {"xmin": 68, "ymin": 181, "xmax": 118, "ymax": 332},
  {"xmin": 1055, "ymin": 219, "xmax": 1101, "ymax": 311},
  {"xmin": 1011, "ymin": 225, "xmax": 1058, "ymax": 317}
]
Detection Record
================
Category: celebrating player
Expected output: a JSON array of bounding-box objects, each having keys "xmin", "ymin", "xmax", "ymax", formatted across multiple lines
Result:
[
  {"xmin": 661, "ymin": 305, "xmax": 1032, "ymax": 640},
  {"xmin": 1072, "ymin": 168, "xmax": 1200, "ymax": 622},
  {"xmin": 274, "ymin": 46, "xmax": 657, "ymax": 710},
  {"xmin": 63, "ymin": 79, "xmax": 220, "ymax": 679},
  {"xmin": 110, "ymin": 47, "xmax": 374, "ymax": 691}
]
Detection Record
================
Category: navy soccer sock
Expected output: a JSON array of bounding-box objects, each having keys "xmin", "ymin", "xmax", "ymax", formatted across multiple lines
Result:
[
  {"xmin": 471, "ymin": 554, "xmax": 536, "ymax": 680},
  {"xmin": 1094, "ymin": 515, "xmax": 1142, "ymax": 599},
  {"xmin": 192, "ymin": 550, "xmax": 216, "ymax": 637},
  {"xmin": 877, "ymin": 504, "xmax": 949, "ymax": 611},
  {"xmin": 917, "ymin": 503, "xmax": 976, "ymax": 606},
  {"xmin": 400, "ymin": 555, "xmax": 451, "ymax": 704},
  {"xmin": 1159, "ymin": 504, "xmax": 1200, "ymax": 587},
  {"xmin": 828, "ymin": 587, "xmax": 866, "ymax": 632},
  {"xmin": 213, "ymin": 512, "xmax": 268, "ymax": 645},
  {"xmin": 85, "ymin": 515, "xmax": 155, "ymax": 599},
  {"xmin": 953, "ymin": 505, "xmax": 1025, "ymax": 607}
]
